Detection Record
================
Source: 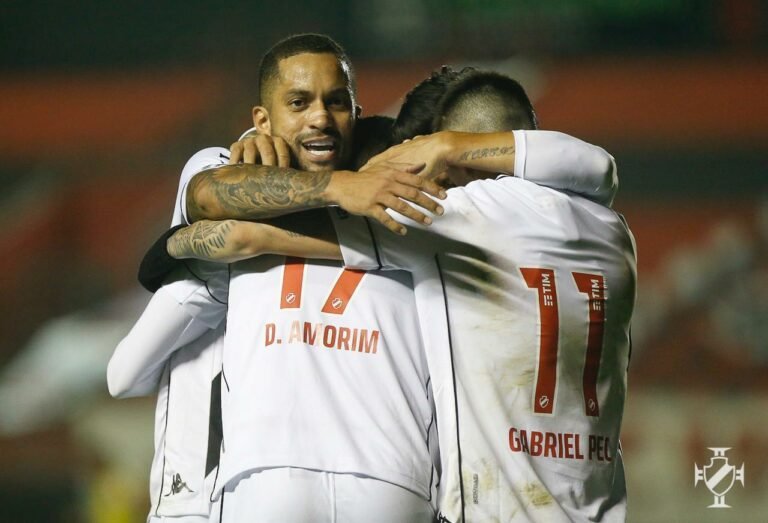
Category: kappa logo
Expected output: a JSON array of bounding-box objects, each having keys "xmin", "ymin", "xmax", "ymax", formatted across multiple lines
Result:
[
  {"xmin": 164, "ymin": 473, "xmax": 194, "ymax": 497},
  {"xmin": 694, "ymin": 447, "xmax": 744, "ymax": 508}
]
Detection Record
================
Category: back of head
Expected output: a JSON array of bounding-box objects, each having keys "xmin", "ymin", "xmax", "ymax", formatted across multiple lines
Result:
[
  {"xmin": 435, "ymin": 71, "xmax": 538, "ymax": 133},
  {"xmin": 392, "ymin": 66, "xmax": 475, "ymax": 144},
  {"xmin": 258, "ymin": 33, "xmax": 356, "ymax": 107}
]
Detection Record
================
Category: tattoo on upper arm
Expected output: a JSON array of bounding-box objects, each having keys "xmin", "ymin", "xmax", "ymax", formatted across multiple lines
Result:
[
  {"xmin": 168, "ymin": 221, "xmax": 235, "ymax": 259},
  {"xmin": 188, "ymin": 164, "xmax": 332, "ymax": 220},
  {"xmin": 457, "ymin": 145, "xmax": 514, "ymax": 162}
]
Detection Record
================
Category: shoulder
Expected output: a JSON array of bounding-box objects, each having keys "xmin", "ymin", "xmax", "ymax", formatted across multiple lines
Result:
[{"xmin": 180, "ymin": 146, "xmax": 231, "ymax": 181}]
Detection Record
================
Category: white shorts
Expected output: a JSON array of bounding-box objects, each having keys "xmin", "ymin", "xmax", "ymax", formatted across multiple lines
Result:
[{"xmin": 212, "ymin": 467, "xmax": 435, "ymax": 523}]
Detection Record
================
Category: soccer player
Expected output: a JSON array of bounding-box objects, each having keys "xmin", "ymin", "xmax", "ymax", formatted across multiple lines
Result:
[
  {"xmin": 111, "ymin": 33, "xmax": 445, "ymax": 523},
  {"xmin": 169, "ymin": 70, "xmax": 636, "ymax": 522}
]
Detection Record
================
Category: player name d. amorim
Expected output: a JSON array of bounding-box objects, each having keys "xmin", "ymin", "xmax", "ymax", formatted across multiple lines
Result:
[{"xmin": 264, "ymin": 321, "xmax": 381, "ymax": 354}]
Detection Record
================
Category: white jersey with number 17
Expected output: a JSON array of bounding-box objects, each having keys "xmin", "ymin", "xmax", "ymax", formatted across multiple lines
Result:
[{"xmin": 211, "ymin": 256, "xmax": 436, "ymax": 499}]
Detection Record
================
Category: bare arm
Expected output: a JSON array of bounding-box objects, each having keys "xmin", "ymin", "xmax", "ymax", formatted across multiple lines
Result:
[
  {"xmin": 365, "ymin": 130, "xmax": 617, "ymax": 205},
  {"xmin": 362, "ymin": 131, "xmax": 515, "ymax": 180},
  {"xmin": 186, "ymin": 163, "xmax": 446, "ymax": 235},
  {"xmin": 167, "ymin": 212, "xmax": 342, "ymax": 263}
]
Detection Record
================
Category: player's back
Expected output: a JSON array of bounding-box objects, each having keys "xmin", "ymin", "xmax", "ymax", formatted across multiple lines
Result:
[
  {"xmin": 437, "ymin": 176, "xmax": 636, "ymax": 522},
  {"xmin": 217, "ymin": 256, "xmax": 436, "ymax": 500},
  {"xmin": 148, "ymin": 327, "xmax": 223, "ymax": 520}
]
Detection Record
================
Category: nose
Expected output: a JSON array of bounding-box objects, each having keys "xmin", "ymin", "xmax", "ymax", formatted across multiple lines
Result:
[{"xmin": 306, "ymin": 101, "xmax": 334, "ymax": 131}]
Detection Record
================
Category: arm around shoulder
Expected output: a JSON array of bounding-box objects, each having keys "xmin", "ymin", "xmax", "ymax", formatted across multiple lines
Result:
[{"xmin": 107, "ymin": 286, "xmax": 213, "ymax": 398}]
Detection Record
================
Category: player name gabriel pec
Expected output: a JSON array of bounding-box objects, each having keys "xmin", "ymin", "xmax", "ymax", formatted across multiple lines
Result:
[
  {"xmin": 264, "ymin": 321, "xmax": 380, "ymax": 354},
  {"xmin": 509, "ymin": 427, "xmax": 613, "ymax": 462}
]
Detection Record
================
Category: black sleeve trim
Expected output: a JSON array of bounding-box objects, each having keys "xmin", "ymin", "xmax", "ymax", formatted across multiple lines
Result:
[
  {"xmin": 363, "ymin": 217, "xmax": 383, "ymax": 270},
  {"xmin": 138, "ymin": 225, "xmax": 187, "ymax": 292}
]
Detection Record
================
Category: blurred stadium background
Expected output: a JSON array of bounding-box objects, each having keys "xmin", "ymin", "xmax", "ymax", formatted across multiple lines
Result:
[{"xmin": 0, "ymin": 1, "xmax": 766, "ymax": 521}]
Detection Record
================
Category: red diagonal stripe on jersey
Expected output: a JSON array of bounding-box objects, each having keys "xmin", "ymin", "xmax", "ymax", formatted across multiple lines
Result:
[
  {"xmin": 574, "ymin": 273, "xmax": 606, "ymax": 418},
  {"xmin": 280, "ymin": 257, "xmax": 305, "ymax": 309},
  {"xmin": 321, "ymin": 269, "xmax": 366, "ymax": 315},
  {"xmin": 521, "ymin": 268, "xmax": 559, "ymax": 415}
]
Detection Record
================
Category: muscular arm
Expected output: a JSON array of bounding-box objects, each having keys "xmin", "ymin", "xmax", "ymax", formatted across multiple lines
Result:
[
  {"xmin": 186, "ymin": 163, "xmax": 445, "ymax": 233},
  {"xmin": 366, "ymin": 130, "xmax": 617, "ymax": 205},
  {"xmin": 186, "ymin": 164, "xmax": 334, "ymax": 222},
  {"xmin": 167, "ymin": 211, "xmax": 342, "ymax": 263}
]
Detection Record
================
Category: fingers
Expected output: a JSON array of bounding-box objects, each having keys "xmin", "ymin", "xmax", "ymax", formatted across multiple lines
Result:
[
  {"xmin": 372, "ymin": 207, "xmax": 407, "ymax": 236},
  {"xmin": 256, "ymin": 135, "xmax": 277, "ymax": 166},
  {"xmin": 274, "ymin": 137, "xmax": 292, "ymax": 168},
  {"xmin": 394, "ymin": 171, "xmax": 447, "ymax": 201},
  {"xmin": 243, "ymin": 138, "xmax": 258, "ymax": 164},
  {"xmin": 229, "ymin": 141, "xmax": 243, "ymax": 164},
  {"xmin": 383, "ymin": 195, "xmax": 433, "ymax": 225}
]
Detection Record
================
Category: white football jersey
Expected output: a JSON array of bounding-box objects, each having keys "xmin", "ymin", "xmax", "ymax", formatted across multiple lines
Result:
[
  {"xmin": 330, "ymin": 130, "xmax": 637, "ymax": 522},
  {"xmin": 149, "ymin": 325, "xmax": 223, "ymax": 517},
  {"xmin": 173, "ymin": 148, "xmax": 438, "ymax": 500},
  {"xmin": 150, "ymin": 147, "xmax": 232, "ymax": 518},
  {"xmin": 210, "ymin": 257, "xmax": 435, "ymax": 499}
]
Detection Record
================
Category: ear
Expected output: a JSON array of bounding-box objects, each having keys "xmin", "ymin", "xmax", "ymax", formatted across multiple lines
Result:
[
  {"xmin": 354, "ymin": 105, "xmax": 362, "ymax": 119},
  {"xmin": 252, "ymin": 106, "xmax": 271, "ymax": 135}
]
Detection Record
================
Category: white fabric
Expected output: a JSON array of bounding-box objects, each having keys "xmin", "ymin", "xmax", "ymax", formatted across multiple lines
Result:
[
  {"xmin": 172, "ymin": 147, "xmax": 231, "ymax": 226},
  {"xmin": 111, "ymin": 146, "xmax": 231, "ymax": 519},
  {"xmin": 213, "ymin": 468, "xmax": 435, "ymax": 523},
  {"xmin": 330, "ymin": 172, "xmax": 636, "ymax": 521},
  {"xmin": 168, "ymin": 147, "xmax": 437, "ymax": 506},
  {"xmin": 203, "ymin": 257, "xmax": 435, "ymax": 500},
  {"xmin": 514, "ymin": 130, "xmax": 618, "ymax": 206},
  {"xmin": 149, "ymin": 148, "xmax": 231, "ymax": 518}
]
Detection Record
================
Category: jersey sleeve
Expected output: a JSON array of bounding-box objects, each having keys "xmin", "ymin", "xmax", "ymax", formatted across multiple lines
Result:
[
  {"xmin": 107, "ymin": 264, "xmax": 228, "ymax": 398},
  {"xmin": 171, "ymin": 146, "xmax": 231, "ymax": 226},
  {"xmin": 514, "ymin": 130, "xmax": 617, "ymax": 206}
]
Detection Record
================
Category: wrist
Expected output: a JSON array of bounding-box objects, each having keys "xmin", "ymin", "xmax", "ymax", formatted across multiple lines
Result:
[
  {"xmin": 441, "ymin": 131, "xmax": 464, "ymax": 168},
  {"xmin": 323, "ymin": 170, "xmax": 354, "ymax": 206}
]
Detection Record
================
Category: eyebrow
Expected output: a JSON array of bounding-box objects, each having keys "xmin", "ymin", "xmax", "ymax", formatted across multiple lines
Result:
[{"xmin": 283, "ymin": 89, "xmax": 311, "ymax": 99}]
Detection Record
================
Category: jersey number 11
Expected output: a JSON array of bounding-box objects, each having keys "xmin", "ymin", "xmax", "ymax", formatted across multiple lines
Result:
[{"xmin": 521, "ymin": 268, "xmax": 606, "ymax": 418}]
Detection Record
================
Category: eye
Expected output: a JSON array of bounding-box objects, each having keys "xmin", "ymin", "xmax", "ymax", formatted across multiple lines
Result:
[
  {"xmin": 288, "ymin": 99, "xmax": 307, "ymax": 110},
  {"xmin": 327, "ymin": 95, "xmax": 351, "ymax": 110}
]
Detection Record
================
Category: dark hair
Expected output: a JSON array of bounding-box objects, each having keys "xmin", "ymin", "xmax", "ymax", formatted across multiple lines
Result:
[
  {"xmin": 391, "ymin": 66, "xmax": 475, "ymax": 144},
  {"xmin": 351, "ymin": 115, "xmax": 395, "ymax": 169},
  {"xmin": 435, "ymin": 71, "xmax": 538, "ymax": 132},
  {"xmin": 257, "ymin": 33, "xmax": 356, "ymax": 107}
]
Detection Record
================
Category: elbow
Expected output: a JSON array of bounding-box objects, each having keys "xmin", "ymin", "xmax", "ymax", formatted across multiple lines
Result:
[
  {"xmin": 106, "ymin": 347, "xmax": 140, "ymax": 399},
  {"xmin": 106, "ymin": 360, "xmax": 129, "ymax": 398},
  {"xmin": 186, "ymin": 173, "xmax": 221, "ymax": 222},
  {"xmin": 227, "ymin": 222, "xmax": 266, "ymax": 260},
  {"xmin": 603, "ymin": 154, "xmax": 618, "ymax": 206},
  {"xmin": 592, "ymin": 150, "xmax": 618, "ymax": 206}
]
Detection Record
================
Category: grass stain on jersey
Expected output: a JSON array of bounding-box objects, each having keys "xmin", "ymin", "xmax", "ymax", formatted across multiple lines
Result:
[{"xmin": 522, "ymin": 481, "xmax": 554, "ymax": 508}]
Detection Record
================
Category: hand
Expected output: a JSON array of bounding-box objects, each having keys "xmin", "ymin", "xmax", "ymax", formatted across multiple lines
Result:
[
  {"xmin": 229, "ymin": 134, "xmax": 291, "ymax": 167},
  {"xmin": 327, "ymin": 164, "xmax": 447, "ymax": 235},
  {"xmin": 362, "ymin": 132, "xmax": 453, "ymax": 182}
]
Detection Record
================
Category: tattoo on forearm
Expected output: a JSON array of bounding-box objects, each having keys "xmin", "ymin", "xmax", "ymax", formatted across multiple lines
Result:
[
  {"xmin": 188, "ymin": 164, "xmax": 332, "ymax": 220},
  {"xmin": 168, "ymin": 221, "xmax": 234, "ymax": 259},
  {"xmin": 457, "ymin": 145, "xmax": 514, "ymax": 162}
]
